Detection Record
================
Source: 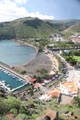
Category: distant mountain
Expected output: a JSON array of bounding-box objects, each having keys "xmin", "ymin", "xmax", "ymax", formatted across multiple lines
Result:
[
  {"xmin": 63, "ymin": 21, "xmax": 80, "ymax": 33},
  {"xmin": 48, "ymin": 19, "xmax": 80, "ymax": 31},
  {"xmin": 0, "ymin": 17, "xmax": 80, "ymax": 39}
]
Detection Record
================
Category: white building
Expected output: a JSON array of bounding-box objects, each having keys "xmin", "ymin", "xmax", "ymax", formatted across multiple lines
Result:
[
  {"xmin": 50, "ymin": 34, "xmax": 65, "ymax": 42},
  {"xmin": 39, "ymin": 94, "xmax": 52, "ymax": 101},
  {"xmin": 59, "ymin": 81, "xmax": 78, "ymax": 96}
]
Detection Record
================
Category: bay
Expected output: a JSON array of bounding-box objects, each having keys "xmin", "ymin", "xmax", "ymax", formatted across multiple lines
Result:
[{"xmin": 0, "ymin": 40, "xmax": 37, "ymax": 66}]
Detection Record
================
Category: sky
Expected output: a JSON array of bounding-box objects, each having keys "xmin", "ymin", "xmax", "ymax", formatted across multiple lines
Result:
[{"xmin": 0, "ymin": 0, "xmax": 80, "ymax": 22}]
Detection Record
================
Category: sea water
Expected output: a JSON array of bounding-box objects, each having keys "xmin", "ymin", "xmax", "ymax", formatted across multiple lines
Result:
[{"xmin": 0, "ymin": 40, "xmax": 37, "ymax": 66}]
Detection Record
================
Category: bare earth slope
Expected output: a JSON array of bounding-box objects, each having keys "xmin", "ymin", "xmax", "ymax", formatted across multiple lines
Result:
[{"xmin": 24, "ymin": 53, "xmax": 52, "ymax": 75}]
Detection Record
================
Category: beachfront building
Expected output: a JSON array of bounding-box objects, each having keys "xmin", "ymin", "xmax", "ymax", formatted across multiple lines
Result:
[
  {"xmin": 39, "ymin": 88, "xmax": 60, "ymax": 101},
  {"xmin": 59, "ymin": 81, "xmax": 78, "ymax": 96}
]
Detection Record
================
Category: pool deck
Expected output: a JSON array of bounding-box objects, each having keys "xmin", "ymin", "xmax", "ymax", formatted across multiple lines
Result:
[
  {"xmin": 11, "ymin": 83, "xmax": 29, "ymax": 92},
  {"xmin": 0, "ymin": 81, "xmax": 11, "ymax": 91},
  {"xmin": 0, "ymin": 62, "xmax": 31, "ymax": 92}
]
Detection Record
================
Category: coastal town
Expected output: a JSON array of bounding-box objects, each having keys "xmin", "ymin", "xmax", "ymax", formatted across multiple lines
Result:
[
  {"xmin": 0, "ymin": 31, "xmax": 80, "ymax": 120},
  {"xmin": 0, "ymin": 0, "xmax": 80, "ymax": 119}
]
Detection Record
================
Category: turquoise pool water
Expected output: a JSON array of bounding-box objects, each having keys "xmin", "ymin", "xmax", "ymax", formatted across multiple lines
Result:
[
  {"xmin": 0, "ymin": 67, "xmax": 29, "ymax": 91},
  {"xmin": 13, "ymin": 83, "xmax": 30, "ymax": 92},
  {"xmin": 0, "ymin": 40, "xmax": 37, "ymax": 66}
]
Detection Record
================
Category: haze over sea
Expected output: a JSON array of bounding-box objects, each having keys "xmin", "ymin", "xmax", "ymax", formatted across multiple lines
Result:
[{"xmin": 0, "ymin": 40, "xmax": 37, "ymax": 66}]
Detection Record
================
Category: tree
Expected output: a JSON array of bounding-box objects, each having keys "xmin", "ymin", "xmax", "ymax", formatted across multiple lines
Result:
[
  {"xmin": 36, "ymin": 76, "xmax": 42, "ymax": 83},
  {"xmin": 37, "ymin": 69, "xmax": 48, "ymax": 78},
  {"xmin": 20, "ymin": 70, "xmax": 26, "ymax": 75},
  {"xmin": 15, "ymin": 114, "xmax": 30, "ymax": 120},
  {"xmin": 65, "ymin": 56, "xmax": 77, "ymax": 65},
  {"xmin": 73, "ymin": 97, "xmax": 80, "ymax": 106},
  {"xmin": 0, "ymin": 97, "xmax": 6, "ymax": 115},
  {"xmin": 10, "ymin": 108, "xmax": 18, "ymax": 116},
  {"xmin": 4, "ymin": 96, "xmax": 21, "ymax": 113}
]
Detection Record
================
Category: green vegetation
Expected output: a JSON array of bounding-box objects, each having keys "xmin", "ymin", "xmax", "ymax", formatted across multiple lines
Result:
[
  {"xmin": 0, "ymin": 96, "xmax": 34, "ymax": 120},
  {"xmin": 69, "ymin": 50, "xmax": 80, "ymax": 56},
  {"xmin": 0, "ymin": 88, "xmax": 80, "ymax": 119},
  {"xmin": 65, "ymin": 56, "xmax": 77, "ymax": 65},
  {"xmin": 51, "ymin": 41, "xmax": 75, "ymax": 48},
  {"xmin": 69, "ymin": 50, "xmax": 80, "ymax": 62},
  {"xmin": 19, "ymin": 70, "xmax": 26, "ymax": 75},
  {"xmin": 0, "ymin": 17, "xmax": 59, "ymax": 39},
  {"xmin": 63, "ymin": 50, "xmax": 80, "ymax": 66},
  {"xmin": 0, "ymin": 17, "xmax": 80, "ymax": 120},
  {"xmin": 48, "ymin": 19, "xmax": 80, "ymax": 31},
  {"xmin": 38, "ymin": 38, "xmax": 50, "ymax": 52},
  {"xmin": 73, "ymin": 56, "xmax": 80, "ymax": 62},
  {"xmin": 62, "ymin": 20, "xmax": 80, "ymax": 36},
  {"xmin": 0, "ymin": 96, "xmax": 21, "ymax": 115},
  {"xmin": 36, "ymin": 69, "xmax": 48, "ymax": 77},
  {"xmin": 73, "ymin": 97, "xmax": 80, "ymax": 106},
  {"xmin": 13, "ymin": 68, "xmax": 27, "ymax": 75},
  {"xmin": 0, "ymin": 17, "xmax": 80, "ymax": 40},
  {"xmin": 65, "ymin": 22, "xmax": 80, "ymax": 33}
]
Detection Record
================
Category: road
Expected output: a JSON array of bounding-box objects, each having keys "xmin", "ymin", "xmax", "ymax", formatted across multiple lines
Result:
[{"xmin": 56, "ymin": 52, "xmax": 80, "ymax": 89}]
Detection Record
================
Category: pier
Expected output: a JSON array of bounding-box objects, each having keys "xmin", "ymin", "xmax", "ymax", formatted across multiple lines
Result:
[{"xmin": 0, "ymin": 81, "xmax": 10, "ymax": 91}]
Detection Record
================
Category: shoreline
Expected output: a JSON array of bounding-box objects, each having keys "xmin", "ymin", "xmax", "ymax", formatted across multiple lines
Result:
[
  {"xmin": 47, "ymin": 53, "xmax": 59, "ymax": 73},
  {"xmin": 44, "ymin": 50, "xmax": 59, "ymax": 74},
  {"xmin": 22, "ymin": 52, "xmax": 52, "ymax": 75},
  {"xmin": 16, "ymin": 40, "xmax": 59, "ymax": 75},
  {"xmin": 17, "ymin": 40, "xmax": 38, "ymax": 52},
  {"xmin": 15, "ymin": 39, "xmax": 39, "ymax": 67}
]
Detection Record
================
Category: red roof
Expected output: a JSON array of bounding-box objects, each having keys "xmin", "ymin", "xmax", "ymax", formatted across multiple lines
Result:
[{"xmin": 30, "ymin": 78, "xmax": 36, "ymax": 83}]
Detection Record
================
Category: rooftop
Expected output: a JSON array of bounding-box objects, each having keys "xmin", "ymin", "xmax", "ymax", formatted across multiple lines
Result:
[
  {"xmin": 45, "ymin": 109, "xmax": 58, "ymax": 120},
  {"xmin": 48, "ymin": 88, "xmax": 60, "ymax": 97},
  {"xmin": 30, "ymin": 78, "xmax": 36, "ymax": 83},
  {"xmin": 61, "ymin": 81, "xmax": 77, "ymax": 93},
  {"xmin": 34, "ymin": 83, "xmax": 41, "ymax": 89}
]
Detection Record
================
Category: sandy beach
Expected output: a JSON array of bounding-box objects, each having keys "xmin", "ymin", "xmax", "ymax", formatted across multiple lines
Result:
[
  {"xmin": 20, "ymin": 51, "xmax": 59, "ymax": 76},
  {"xmin": 17, "ymin": 40, "xmax": 38, "ymax": 51},
  {"xmin": 46, "ymin": 52, "xmax": 59, "ymax": 74},
  {"xmin": 16, "ymin": 40, "xmax": 59, "ymax": 76},
  {"xmin": 23, "ymin": 52, "xmax": 52, "ymax": 75}
]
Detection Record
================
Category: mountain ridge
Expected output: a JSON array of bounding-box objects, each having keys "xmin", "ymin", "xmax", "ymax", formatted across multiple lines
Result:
[{"xmin": 0, "ymin": 17, "xmax": 80, "ymax": 39}]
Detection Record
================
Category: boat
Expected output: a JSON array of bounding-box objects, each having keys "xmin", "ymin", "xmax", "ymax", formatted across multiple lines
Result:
[
  {"xmin": 2, "ymin": 80, "xmax": 5, "ymax": 83},
  {"xmin": 7, "ymin": 84, "xmax": 10, "ymax": 87}
]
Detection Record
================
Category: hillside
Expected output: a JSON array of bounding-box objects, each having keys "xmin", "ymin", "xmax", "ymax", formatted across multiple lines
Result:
[
  {"xmin": 0, "ymin": 17, "xmax": 59, "ymax": 39},
  {"xmin": 64, "ymin": 22, "xmax": 80, "ymax": 33},
  {"xmin": 0, "ymin": 17, "xmax": 80, "ymax": 39},
  {"xmin": 47, "ymin": 19, "xmax": 80, "ymax": 31},
  {"xmin": 62, "ymin": 20, "xmax": 80, "ymax": 35}
]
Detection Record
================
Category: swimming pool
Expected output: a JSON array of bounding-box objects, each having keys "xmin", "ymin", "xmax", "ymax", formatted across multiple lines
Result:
[{"xmin": 0, "ymin": 67, "xmax": 29, "ymax": 92}]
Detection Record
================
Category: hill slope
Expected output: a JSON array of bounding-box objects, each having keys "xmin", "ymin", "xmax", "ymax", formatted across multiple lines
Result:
[
  {"xmin": 47, "ymin": 19, "xmax": 80, "ymax": 31},
  {"xmin": 0, "ymin": 17, "xmax": 80, "ymax": 39},
  {"xmin": 64, "ymin": 22, "xmax": 80, "ymax": 33},
  {"xmin": 0, "ymin": 17, "xmax": 59, "ymax": 39},
  {"xmin": 62, "ymin": 20, "xmax": 80, "ymax": 34}
]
